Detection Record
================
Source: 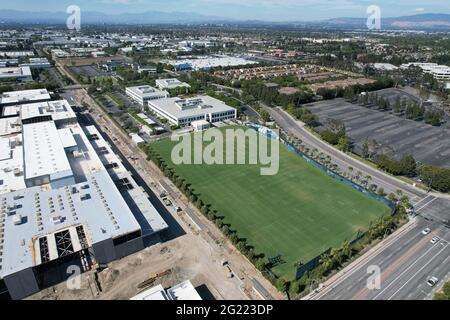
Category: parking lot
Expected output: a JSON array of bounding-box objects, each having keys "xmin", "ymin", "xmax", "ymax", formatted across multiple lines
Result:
[
  {"xmin": 70, "ymin": 64, "xmax": 108, "ymax": 77},
  {"xmin": 305, "ymin": 95, "xmax": 450, "ymax": 168},
  {"xmin": 375, "ymin": 87, "xmax": 421, "ymax": 104}
]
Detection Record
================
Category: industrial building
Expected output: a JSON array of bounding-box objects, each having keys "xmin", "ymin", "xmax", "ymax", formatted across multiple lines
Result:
[
  {"xmin": 155, "ymin": 78, "xmax": 191, "ymax": 91},
  {"xmin": 401, "ymin": 62, "xmax": 450, "ymax": 81},
  {"xmin": 163, "ymin": 55, "xmax": 257, "ymax": 71},
  {"xmin": 0, "ymin": 90, "xmax": 168, "ymax": 299},
  {"xmin": 131, "ymin": 280, "xmax": 202, "ymax": 300},
  {"xmin": 19, "ymin": 58, "xmax": 51, "ymax": 69},
  {"xmin": 125, "ymin": 85, "xmax": 169, "ymax": 106},
  {"xmin": 147, "ymin": 95, "xmax": 237, "ymax": 127},
  {"xmin": 0, "ymin": 66, "xmax": 33, "ymax": 81},
  {"xmin": 0, "ymin": 89, "xmax": 52, "ymax": 107}
]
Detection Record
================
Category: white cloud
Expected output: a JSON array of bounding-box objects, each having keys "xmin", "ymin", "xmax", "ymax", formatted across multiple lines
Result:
[{"xmin": 414, "ymin": 8, "xmax": 425, "ymax": 12}]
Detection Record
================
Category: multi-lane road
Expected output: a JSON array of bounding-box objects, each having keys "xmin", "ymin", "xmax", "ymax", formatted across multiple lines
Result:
[
  {"xmin": 262, "ymin": 103, "xmax": 428, "ymax": 200},
  {"xmin": 306, "ymin": 218, "xmax": 449, "ymax": 300},
  {"xmin": 261, "ymin": 103, "xmax": 450, "ymax": 300}
]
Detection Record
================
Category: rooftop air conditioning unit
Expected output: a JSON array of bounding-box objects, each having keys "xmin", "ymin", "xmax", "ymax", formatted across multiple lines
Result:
[
  {"xmin": 50, "ymin": 216, "xmax": 64, "ymax": 224},
  {"xmin": 13, "ymin": 214, "xmax": 22, "ymax": 225},
  {"xmin": 73, "ymin": 150, "xmax": 84, "ymax": 158}
]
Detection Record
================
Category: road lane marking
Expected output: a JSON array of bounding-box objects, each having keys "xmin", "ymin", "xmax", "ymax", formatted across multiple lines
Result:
[
  {"xmin": 387, "ymin": 244, "xmax": 449, "ymax": 300},
  {"xmin": 412, "ymin": 195, "xmax": 433, "ymax": 207},
  {"xmin": 353, "ymin": 234, "xmax": 434, "ymax": 300},
  {"xmin": 309, "ymin": 221, "xmax": 419, "ymax": 300},
  {"xmin": 415, "ymin": 197, "xmax": 438, "ymax": 213},
  {"xmin": 371, "ymin": 240, "xmax": 439, "ymax": 300}
]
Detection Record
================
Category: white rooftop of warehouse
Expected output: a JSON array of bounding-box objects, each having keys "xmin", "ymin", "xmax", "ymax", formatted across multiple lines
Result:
[
  {"xmin": 0, "ymin": 90, "xmax": 169, "ymax": 277},
  {"xmin": 126, "ymin": 85, "xmax": 168, "ymax": 98},
  {"xmin": 3, "ymin": 100, "xmax": 76, "ymax": 122},
  {"xmin": 0, "ymin": 51, "xmax": 34, "ymax": 58},
  {"xmin": 83, "ymin": 125, "xmax": 168, "ymax": 235},
  {"xmin": 372, "ymin": 63, "xmax": 398, "ymax": 71},
  {"xmin": 0, "ymin": 89, "xmax": 51, "ymax": 106},
  {"xmin": 155, "ymin": 78, "xmax": 191, "ymax": 89},
  {"xmin": 167, "ymin": 280, "xmax": 202, "ymax": 300},
  {"xmin": 131, "ymin": 284, "xmax": 169, "ymax": 300},
  {"xmin": 131, "ymin": 280, "xmax": 201, "ymax": 300},
  {"xmin": 23, "ymin": 121, "xmax": 73, "ymax": 182},
  {"xmin": 0, "ymin": 133, "xmax": 26, "ymax": 194},
  {"xmin": 149, "ymin": 95, "xmax": 236, "ymax": 119},
  {"xmin": 163, "ymin": 55, "xmax": 257, "ymax": 70},
  {"xmin": 0, "ymin": 66, "xmax": 31, "ymax": 78},
  {"xmin": 0, "ymin": 170, "xmax": 142, "ymax": 278},
  {"xmin": 0, "ymin": 116, "xmax": 21, "ymax": 136}
]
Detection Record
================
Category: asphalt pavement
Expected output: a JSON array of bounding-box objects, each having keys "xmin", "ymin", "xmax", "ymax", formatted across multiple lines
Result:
[
  {"xmin": 262, "ymin": 103, "xmax": 426, "ymax": 200},
  {"xmin": 308, "ymin": 218, "xmax": 450, "ymax": 300}
]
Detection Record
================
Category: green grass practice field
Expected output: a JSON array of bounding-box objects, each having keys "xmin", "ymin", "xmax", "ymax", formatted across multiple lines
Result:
[{"xmin": 150, "ymin": 126, "xmax": 391, "ymax": 280}]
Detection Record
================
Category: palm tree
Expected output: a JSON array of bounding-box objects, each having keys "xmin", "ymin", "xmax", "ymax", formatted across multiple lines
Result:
[
  {"xmin": 348, "ymin": 166, "xmax": 354, "ymax": 180},
  {"xmin": 340, "ymin": 241, "xmax": 352, "ymax": 260},
  {"xmin": 319, "ymin": 254, "xmax": 333, "ymax": 271},
  {"xmin": 356, "ymin": 171, "xmax": 363, "ymax": 182}
]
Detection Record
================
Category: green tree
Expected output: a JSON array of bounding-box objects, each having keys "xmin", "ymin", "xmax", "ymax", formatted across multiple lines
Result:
[{"xmin": 275, "ymin": 278, "xmax": 288, "ymax": 293}]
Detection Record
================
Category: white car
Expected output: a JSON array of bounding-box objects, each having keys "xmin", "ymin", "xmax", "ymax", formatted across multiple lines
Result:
[
  {"xmin": 427, "ymin": 277, "xmax": 439, "ymax": 287},
  {"xmin": 430, "ymin": 237, "xmax": 440, "ymax": 244},
  {"xmin": 422, "ymin": 228, "xmax": 431, "ymax": 235}
]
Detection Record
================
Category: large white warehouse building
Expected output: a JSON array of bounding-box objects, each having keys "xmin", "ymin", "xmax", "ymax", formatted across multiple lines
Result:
[{"xmin": 0, "ymin": 89, "xmax": 168, "ymax": 299}]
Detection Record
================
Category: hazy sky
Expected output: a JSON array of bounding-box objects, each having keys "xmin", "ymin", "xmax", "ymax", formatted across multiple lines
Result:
[{"xmin": 1, "ymin": 0, "xmax": 449, "ymax": 21}]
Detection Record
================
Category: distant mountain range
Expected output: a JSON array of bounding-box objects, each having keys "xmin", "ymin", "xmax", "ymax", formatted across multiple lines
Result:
[
  {"xmin": 0, "ymin": 9, "xmax": 230, "ymax": 25},
  {"xmin": 0, "ymin": 10, "xmax": 449, "ymax": 30},
  {"xmin": 324, "ymin": 14, "xmax": 450, "ymax": 30}
]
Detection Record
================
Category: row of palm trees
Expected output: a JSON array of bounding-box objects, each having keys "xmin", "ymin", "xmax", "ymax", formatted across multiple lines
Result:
[
  {"xmin": 318, "ymin": 240, "xmax": 353, "ymax": 276},
  {"xmin": 285, "ymin": 133, "xmax": 413, "ymax": 207},
  {"xmin": 284, "ymin": 134, "xmax": 377, "ymax": 188}
]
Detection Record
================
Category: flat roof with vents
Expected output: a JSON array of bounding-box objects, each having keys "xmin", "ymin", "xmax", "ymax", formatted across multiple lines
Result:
[
  {"xmin": 0, "ymin": 170, "xmax": 142, "ymax": 278},
  {"xmin": 155, "ymin": 78, "xmax": 191, "ymax": 90},
  {"xmin": 0, "ymin": 135, "xmax": 26, "ymax": 194},
  {"xmin": 125, "ymin": 85, "xmax": 169, "ymax": 100},
  {"xmin": 0, "ymin": 89, "xmax": 50, "ymax": 106},
  {"xmin": 22, "ymin": 121, "xmax": 73, "ymax": 183},
  {"xmin": 148, "ymin": 95, "xmax": 236, "ymax": 121}
]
